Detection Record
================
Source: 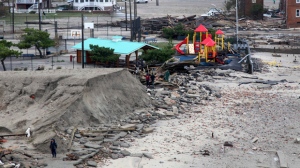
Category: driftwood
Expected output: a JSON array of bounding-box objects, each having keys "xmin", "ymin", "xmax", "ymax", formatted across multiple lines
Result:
[{"xmin": 67, "ymin": 127, "xmax": 77, "ymax": 151}]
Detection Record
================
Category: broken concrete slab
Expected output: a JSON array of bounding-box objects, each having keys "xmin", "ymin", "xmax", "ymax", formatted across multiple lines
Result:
[
  {"xmin": 120, "ymin": 124, "xmax": 136, "ymax": 130},
  {"xmin": 142, "ymin": 127, "xmax": 155, "ymax": 134},
  {"xmin": 84, "ymin": 142, "xmax": 102, "ymax": 149},
  {"xmin": 277, "ymin": 150, "xmax": 288, "ymax": 168}
]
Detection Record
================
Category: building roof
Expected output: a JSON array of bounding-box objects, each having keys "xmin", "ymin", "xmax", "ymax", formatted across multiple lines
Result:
[{"xmin": 72, "ymin": 37, "xmax": 159, "ymax": 55}]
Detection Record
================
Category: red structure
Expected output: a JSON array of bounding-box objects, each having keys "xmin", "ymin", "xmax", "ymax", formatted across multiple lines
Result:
[{"xmin": 174, "ymin": 24, "xmax": 225, "ymax": 64}]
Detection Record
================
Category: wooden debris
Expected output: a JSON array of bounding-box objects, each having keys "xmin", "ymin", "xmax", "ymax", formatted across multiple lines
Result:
[{"xmin": 67, "ymin": 127, "xmax": 77, "ymax": 151}]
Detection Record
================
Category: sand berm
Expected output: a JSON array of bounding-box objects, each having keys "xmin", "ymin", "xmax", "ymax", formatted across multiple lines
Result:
[{"xmin": 0, "ymin": 69, "xmax": 150, "ymax": 152}]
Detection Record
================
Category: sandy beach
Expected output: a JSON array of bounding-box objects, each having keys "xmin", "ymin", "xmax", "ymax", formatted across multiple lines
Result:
[{"xmin": 98, "ymin": 52, "xmax": 300, "ymax": 168}]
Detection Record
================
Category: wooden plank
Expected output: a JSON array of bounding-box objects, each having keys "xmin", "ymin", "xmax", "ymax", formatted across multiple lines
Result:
[
  {"xmin": 67, "ymin": 127, "xmax": 77, "ymax": 151},
  {"xmin": 0, "ymin": 134, "xmax": 27, "ymax": 137},
  {"xmin": 277, "ymin": 150, "xmax": 288, "ymax": 168}
]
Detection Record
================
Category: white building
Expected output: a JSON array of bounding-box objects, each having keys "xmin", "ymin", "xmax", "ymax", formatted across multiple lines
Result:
[{"xmin": 72, "ymin": 0, "xmax": 116, "ymax": 11}]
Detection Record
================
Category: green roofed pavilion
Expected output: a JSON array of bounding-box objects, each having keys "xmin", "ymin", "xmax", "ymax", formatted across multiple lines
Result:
[{"xmin": 72, "ymin": 37, "xmax": 159, "ymax": 67}]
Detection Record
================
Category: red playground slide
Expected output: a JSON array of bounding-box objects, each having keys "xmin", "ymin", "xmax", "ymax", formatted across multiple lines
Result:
[{"xmin": 175, "ymin": 37, "xmax": 188, "ymax": 55}]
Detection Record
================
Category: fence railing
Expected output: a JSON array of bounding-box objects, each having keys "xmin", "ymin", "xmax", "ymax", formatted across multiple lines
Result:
[{"xmin": 11, "ymin": 9, "xmax": 57, "ymax": 13}]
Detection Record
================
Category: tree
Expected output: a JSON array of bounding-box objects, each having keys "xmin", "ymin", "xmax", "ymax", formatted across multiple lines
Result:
[
  {"xmin": 251, "ymin": 4, "xmax": 264, "ymax": 20},
  {"xmin": 0, "ymin": 40, "xmax": 22, "ymax": 71},
  {"xmin": 0, "ymin": 1, "xmax": 8, "ymax": 16},
  {"xmin": 18, "ymin": 28, "xmax": 55, "ymax": 58},
  {"xmin": 224, "ymin": 0, "xmax": 236, "ymax": 12},
  {"xmin": 140, "ymin": 39, "xmax": 175, "ymax": 65},
  {"xmin": 89, "ymin": 45, "xmax": 120, "ymax": 64}
]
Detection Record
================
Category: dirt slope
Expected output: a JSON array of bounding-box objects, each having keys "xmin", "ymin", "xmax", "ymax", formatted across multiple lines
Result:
[{"xmin": 0, "ymin": 68, "xmax": 149, "ymax": 151}]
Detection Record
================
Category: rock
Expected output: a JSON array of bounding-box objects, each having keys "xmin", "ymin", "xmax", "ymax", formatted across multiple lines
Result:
[
  {"xmin": 164, "ymin": 97, "xmax": 176, "ymax": 105},
  {"xmin": 111, "ymin": 154, "xmax": 119, "ymax": 159},
  {"xmin": 143, "ymin": 153, "xmax": 153, "ymax": 159},
  {"xmin": 187, "ymin": 89, "xmax": 197, "ymax": 94},
  {"xmin": 136, "ymin": 124, "xmax": 144, "ymax": 131},
  {"xmin": 109, "ymin": 146, "xmax": 120, "ymax": 150},
  {"xmin": 277, "ymin": 150, "xmax": 288, "ymax": 168},
  {"xmin": 113, "ymin": 141, "xmax": 121, "ymax": 146},
  {"xmin": 214, "ymin": 93, "xmax": 222, "ymax": 98},
  {"xmin": 252, "ymin": 137, "xmax": 259, "ymax": 143},
  {"xmin": 185, "ymin": 94, "xmax": 200, "ymax": 98},
  {"xmin": 74, "ymin": 134, "xmax": 82, "ymax": 138},
  {"xmin": 196, "ymin": 77, "xmax": 204, "ymax": 82},
  {"xmin": 164, "ymin": 111, "xmax": 174, "ymax": 116},
  {"xmin": 172, "ymin": 106, "xmax": 178, "ymax": 114},
  {"xmin": 121, "ymin": 150, "xmax": 131, "ymax": 156},
  {"xmin": 79, "ymin": 138, "xmax": 88, "ymax": 144},
  {"xmin": 170, "ymin": 92, "xmax": 180, "ymax": 99},
  {"xmin": 118, "ymin": 132, "xmax": 127, "ymax": 138},
  {"xmin": 294, "ymin": 138, "xmax": 300, "ymax": 144},
  {"xmin": 224, "ymin": 141, "xmax": 233, "ymax": 147},
  {"xmin": 84, "ymin": 142, "xmax": 102, "ymax": 149},
  {"xmin": 130, "ymin": 153, "xmax": 143, "ymax": 158},
  {"xmin": 89, "ymin": 136, "xmax": 104, "ymax": 141},
  {"xmin": 120, "ymin": 124, "xmax": 136, "ymax": 130},
  {"xmin": 179, "ymin": 98, "xmax": 192, "ymax": 103},
  {"xmin": 142, "ymin": 127, "xmax": 155, "ymax": 133},
  {"xmin": 160, "ymin": 91, "xmax": 170, "ymax": 95},
  {"xmin": 120, "ymin": 142, "xmax": 130, "ymax": 148}
]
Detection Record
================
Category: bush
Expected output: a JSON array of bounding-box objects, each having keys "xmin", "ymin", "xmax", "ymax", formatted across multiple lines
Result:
[
  {"xmin": 29, "ymin": 11, "xmax": 36, "ymax": 14},
  {"xmin": 24, "ymin": 67, "xmax": 28, "ymax": 71},
  {"xmin": 162, "ymin": 24, "xmax": 191, "ymax": 39},
  {"xmin": 56, "ymin": 66, "xmax": 62, "ymax": 69},
  {"xmin": 141, "ymin": 39, "xmax": 175, "ymax": 65}
]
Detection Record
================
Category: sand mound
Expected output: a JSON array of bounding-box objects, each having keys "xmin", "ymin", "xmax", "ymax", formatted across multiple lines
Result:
[{"xmin": 0, "ymin": 68, "xmax": 149, "ymax": 151}]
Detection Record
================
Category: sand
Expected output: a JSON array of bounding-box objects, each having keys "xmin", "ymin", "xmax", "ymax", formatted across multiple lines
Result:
[
  {"xmin": 0, "ymin": 69, "xmax": 150, "ymax": 152},
  {"xmin": 120, "ymin": 0, "xmax": 280, "ymax": 18},
  {"xmin": 98, "ymin": 52, "xmax": 300, "ymax": 168}
]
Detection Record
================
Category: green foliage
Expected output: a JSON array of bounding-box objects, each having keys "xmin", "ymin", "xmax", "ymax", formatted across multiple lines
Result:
[
  {"xmin": 163, "ymin": 24, "xmax": 217, "ymax": 40},
  {"xmin": 0, "ymin": 40, "xmax": 22, "ymax": 71},
  {"xmin": 162, "ymin": 24, "xmax": 191, "ymax": 39},
  {"xmin": 251, "ymin": 4, "xmax": 263, "ymax": 20},
  {"xmin": 162, "ymin": 27, "xmax": 175, "ymax": 39},
  {"xmin": 0, "ymin": 2, "xmax": 7, "ymax": 16},
  {"xmin": 29, "ymin": 11, "xmax": 36, "ymax": 14},
  {"xmin": 18, "ymin": 28, "xmax": 55, "ymax": 57},
  {"xmin": 224, "ymin": 0, "xmax": 236, "ymax": 12},
  {"xmin": 89, "ymin": 45, "xmax": 120, "ymax": 63},
  {"xmin": 141, "ymin": 39, "xmax": 175, "ymax": 65}
]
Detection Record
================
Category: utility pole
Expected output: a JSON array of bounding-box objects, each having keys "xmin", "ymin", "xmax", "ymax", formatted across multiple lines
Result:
[
  {"xmin": 12, "ymin": 0, "xmax": 14, "ymax": 35},
  {"xmin": 129, "ymin": 0, "xmax": 132, "ymax": 41},
  {"xmin": 125, "ymin": 1, "xmax": 127, "ymax": 31},
  {"xmin": 156, "ymin": 0, "xmax": 159, "ymax": 6},
  {"xmin": 38, "ymin": 0, "xmax": 41, "ymax": 30},
  {"xmin": 134, "ymin": 0, "xmax": 137, "ymax": 19},
  {"xmin": 81, "ymin": 13, "xmax": 84, "ymax": 69},
  {"xmin": 236, "ymin": 0, "xmax": 238, "ymax": 47},
  {"xmin": 133, "ymin": 0, "xmax": 137, "ymax": 41}
]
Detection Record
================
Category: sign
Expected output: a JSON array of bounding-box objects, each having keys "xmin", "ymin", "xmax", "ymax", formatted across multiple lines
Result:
[{"xmin": 71, "ymin": 30, "xmax": 81, "ymax": 39}]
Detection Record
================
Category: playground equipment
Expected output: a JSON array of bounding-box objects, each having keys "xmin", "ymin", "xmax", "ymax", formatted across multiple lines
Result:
[{"xmin": 174, "ymin": 24, "xmax": 227, "ymax": 65}]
